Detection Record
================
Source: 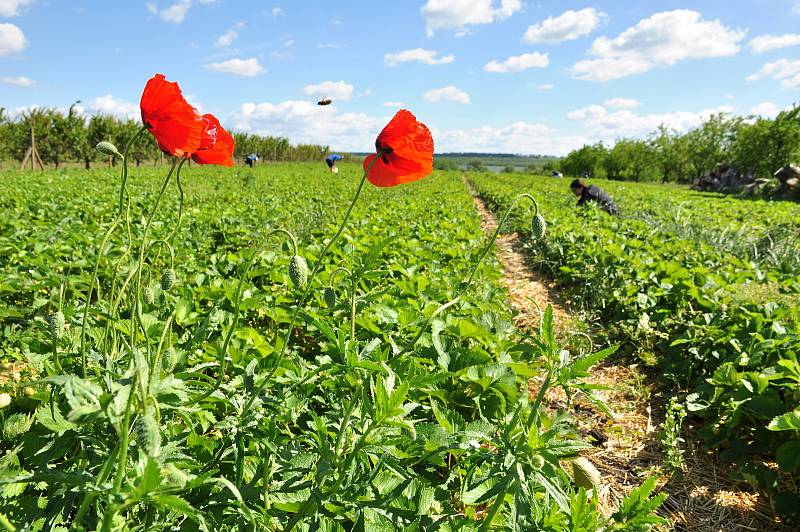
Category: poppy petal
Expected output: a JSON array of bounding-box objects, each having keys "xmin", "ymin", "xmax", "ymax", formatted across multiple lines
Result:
[
  {"xmin": 192, "ymin": 114, "xmax": 235, "ymax": 167},
  {"xmin": 365, "ymin": 109, "xmax": 434, "ymax": 187},
  {"xmin": 140, "ymin": 74, "xmax": 203, "ymax": 157}
]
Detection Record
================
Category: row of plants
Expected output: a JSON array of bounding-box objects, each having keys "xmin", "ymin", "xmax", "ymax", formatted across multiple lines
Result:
[
  {"xmin": 470, "ymin": 172, "xmax": 800, "ymax": 520},
  {"xmin": 0, "ymin": 74, "xmax": 665, "ymax": 530},
  {"xmin": 567, "ymin": 177, "xmax": 800, "ymax": 274}
]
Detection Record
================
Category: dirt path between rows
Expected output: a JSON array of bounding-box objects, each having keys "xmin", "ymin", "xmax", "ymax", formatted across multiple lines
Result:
[{"xmin": 466, "ymin": 178, "xmax": 787, "ymax": 532}]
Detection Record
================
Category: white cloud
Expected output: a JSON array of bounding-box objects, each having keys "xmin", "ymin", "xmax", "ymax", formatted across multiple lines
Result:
[
  {"xmin": 204, "ymin": 57, "xmax": 265, "ymax": 76},
  {"xmin": 284, "ymin": 39, "xmax": 294, "ymax": 47},
  {"xmin": 0, "ymin": 23, "xmax": 26, "ymax": 56},
  {"xmin": 0, "ymin": 0, "xmax": 34, "ymax": 17},
  {"xmin": 523, "ymin": 8, "xmax": 607, "ymax": 44},
  {"xmin": 1, "ymin": 75, "xmax": 34, "ymax": 87},
  {"xmin": 483, "ymin": 52, "xmax": 549, "ymax": 73},
  {"xmin": 303, "ymin": 80, "xmax": 354, "ymax": 101},
  {"xmin": 794, "ymin": 1, "xmax": 800, "ymax": 15},
  {"xmin": 749, "ymin": 33, "xmax": 800, "ymax": 53},
  {"xmin": 384, "ymin": 48, "xmax": 455, "ymax": 67},
  {"xmin": 383, "ymin": 101, "xmax": 405, "ymax": 107},
  {"xmin": 421, "ymin": 0, "xmax": 521, "ymax": 37},
  {"xmin": 147, "ymin": 0, "xmax": 192, "ymax": 23},
  {"xmin": 536, "ymin": 83, "xmax": 555, "ymax": 90},
  {"xmin": 214, "ymin": 22, "xmax": 243, "ymax": 48},
  {"xmin": 231, "ymin": 100, "xmax": 385, "ymax": 151},
  {"xmin": 85, "ymin": 95, "xmax": 139, "ymax": 120},
  {"xmin": 566, "ymin": 102, "xmax": 734, "ymax": 141},
  {"xmin": 423, "ymin": 85, "xmax": 470, "ymax": 104},
  {"xmin": 747, "ymin": 58, "xmax": 800, "ymax": 88},
  {"xmin": 604, "ymin": 97, "xmax": 639, "ymax": 109},
  {"xmin": 571, "ymin": 10, "xmax": 745, "ymax": 81},
  {"xmin": 272, "ymin": 7, "xmax": 282, "ymax": 16},
  {"xmin": 750, "ymin": 102, "xmax": 780, "ymax": 118},
  {"xmin": 230, "ymin": 99, "xmax": 582, "ymax": 155}
]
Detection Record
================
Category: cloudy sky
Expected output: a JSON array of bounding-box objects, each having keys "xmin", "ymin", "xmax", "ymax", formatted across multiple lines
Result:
[{"xmin": 1, "ymin": 0, "xmax": 799, "ymax": 155}]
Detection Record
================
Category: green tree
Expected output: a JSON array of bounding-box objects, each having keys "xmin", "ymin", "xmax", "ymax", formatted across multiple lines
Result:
[
  {"xmin": 732, "ymin": 106, "xmax": 800, "ymax": 179},
  {"xmin": 561, "ymin": 143, "xmax": 607, "ymax": 178},
  {"xmin": 683, "ymin": 113, "xmax": 739, "ymax": 181}
]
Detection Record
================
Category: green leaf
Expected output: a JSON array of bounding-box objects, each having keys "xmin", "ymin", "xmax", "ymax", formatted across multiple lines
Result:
[
  {"xmin": 35, "ymin": 403, "xmax": 76, "ymax": 434},
  {"xmin": 776, "ymin": 441, "xmax": 800, "ymax": 472},
  {"xmin": 768, "ymin": 410, "xmax": 800, "ymax": 431}
]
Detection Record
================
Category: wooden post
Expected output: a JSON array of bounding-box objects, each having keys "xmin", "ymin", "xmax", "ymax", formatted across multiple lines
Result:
[{"xmin": 30, "ymin": 126, "xmax": 35, "ymax": 170}]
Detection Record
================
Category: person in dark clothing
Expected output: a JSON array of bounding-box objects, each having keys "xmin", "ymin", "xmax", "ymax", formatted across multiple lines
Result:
[
  {"xmin": 244, "ymin": 153, "xmax": 258, "ymax": 168},
  {"xmin": 570, "ymin": 179, "xmax": 619, "ymax": 215}
]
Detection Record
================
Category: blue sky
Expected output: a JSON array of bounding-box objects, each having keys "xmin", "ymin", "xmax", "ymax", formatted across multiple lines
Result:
[{"xmin": 1, "ymin": 0, "xmax": 799, "ymax": 154}]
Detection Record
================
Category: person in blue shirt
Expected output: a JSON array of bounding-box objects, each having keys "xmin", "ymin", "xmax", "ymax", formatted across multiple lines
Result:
[
  {"xmin": 244, "ymin": 153, "xmax": 258, "ymax": 168},
  {"xmin": 325, "ymin": 154, "xmax": 343, "ymax": 173}
]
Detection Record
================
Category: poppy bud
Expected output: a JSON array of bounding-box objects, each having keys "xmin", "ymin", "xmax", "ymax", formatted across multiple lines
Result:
[
  {"xmin": 96, "ymin": 141, "xmax": 121, "ymax": 157},
  {"xmin": 288, "ymin": 256, "xmax": 308, "ymax": 289},
  {"xmin": 162, "ymin": 348, "xmax": 177, "ymax": 372},
  {"xmin": 23, "ymin": 386, "xmax": 35, "ymax": 397},
  {"xmin": 161, "ymin": 269, "xmax": 176, "ymax": 291},
  {"xmin": 324, "ymin": 286, "xmax": 336, "ymax": 308},
  {"xmin": 572, "ymin": 457, "xmax": 601, "ymax": 488},
  {"xmin": 134, "ymin": 413, "xmax": 161, "ymax": 456},
  {"xmin": 531, "ymin": 214, "xmax": 546, "ymax": 240},
  {"xmin": 0, "ymin": 393, "xmax": 10, "ymax": 409},
  {"xmin": 143, "ymin": 286, "xmax": 156, "ymax": 305},
  {"xmin": 47, "ymin": 311, "xmax": 65, "ymax": 341}
]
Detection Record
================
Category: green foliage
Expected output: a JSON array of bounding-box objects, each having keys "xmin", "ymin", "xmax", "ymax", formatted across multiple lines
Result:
[
  {"xmin": 560, "ymin": 106, "xmax": 800, "ymax": 186},
  {"xmin": 0, "ymin": 108, "xmax": 329, "ymax": 167},
  {"xmin": 471, "ymin": 171, "xmax": 800, "ymax": 502},
  {"xmin": 0, "ymin": 163, "xmax": 665, "ymax": 529},
  {"xmin": 660, "ymin": 398, "xmax": 687, "ymax": 472}
]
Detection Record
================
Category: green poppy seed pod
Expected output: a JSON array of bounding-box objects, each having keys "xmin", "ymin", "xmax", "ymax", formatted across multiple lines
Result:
[
  {"xmin": 143, "ymin": 286, "xmax": 156, "ymax": 305},
  {"xmin": 23, "ymin": 386, "xmax": 35, "ymax": 397},
  {"xmin": 288, "ymin": 255, "xmax": 309, "ymax": 289},
  {"xmin": 96, "ymin": 141, "xmax": 121, "ymax": 157},
  {"xmin": 162, "ymin": 348, "xmax": 177, "ymax": 372},
  {"xmin": 0, "ymin": 393, "xmax": 11, "ymax": 409},
  {"xmin": 531, "ymin": 213, "xmax": 547, "ymax": 240},
  {"xmin": 572, "ymin": 457, "xmax": 601, "ymax": 489},
  {"xmin": 531, "ymin": 453, "xmax": 545, "ymax": 470},
  {"xmin": 324, "ymin": 286, "xmax": 337, "ymax": 308},
  {"xmin": 161, "ymin": 268, "xmax": 176, "ymax": 291},
  {"xmin": 47, "ymin": 311, "xmax": 65, "ymax": 341},
  {"xmin": 134, "ymin": 413, "xmax": 161, "ymax": 456}
]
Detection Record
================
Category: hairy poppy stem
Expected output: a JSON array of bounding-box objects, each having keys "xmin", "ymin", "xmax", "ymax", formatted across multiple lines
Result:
[
  {"xmin": 108, "ymin": 158, "xmax": 178, "ymax": 519},
  {"xmin": 78, "ymin": 126, "xmax": 148, "ymax": 377},
  {"xmin": 182, "ymin": 228, "xmax": 300, "ymax": 406},
  {"xmin": 240, "ymin": 156, "xmax": 380, "ymax": 417},
  {"xmin": 390, "ymin": 192, "xmax": 540, "ymax": 364},
  {"xmin": 118, "ymin": 125, "xmax": 149, "ymax": 216}
]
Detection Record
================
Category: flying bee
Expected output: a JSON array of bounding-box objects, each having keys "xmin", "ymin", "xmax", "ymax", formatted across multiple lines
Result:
[{"xmin": 317, "ymin": 97, "xmax": 332, "ymax": 106}]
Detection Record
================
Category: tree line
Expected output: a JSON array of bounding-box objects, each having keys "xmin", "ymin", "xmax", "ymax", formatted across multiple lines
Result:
[
  {"xmin": 557, "ymin": 106, "xmax": 800, "ymax": 183},
  {"xmin": 0, "ymin": 106, "xmax": 330, "ymax": 169}
]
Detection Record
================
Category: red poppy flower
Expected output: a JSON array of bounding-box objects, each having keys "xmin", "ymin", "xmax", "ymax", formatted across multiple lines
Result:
[
  {"xmin": 191, "ymin": 114, "xmax": 235, "ymax": 167},
  {"xmin": 363, "ymin": 109, "xmax": 434, "ymax": 187},
  {"xmin": 140, "ymin": 74, "xmax": 203, "ymax": 158}
]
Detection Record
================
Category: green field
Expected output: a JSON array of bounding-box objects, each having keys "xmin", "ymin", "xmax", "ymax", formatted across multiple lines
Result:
[{"xmin": 1, "ymin": 161, "xmax": 798, "ymax": 529}]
